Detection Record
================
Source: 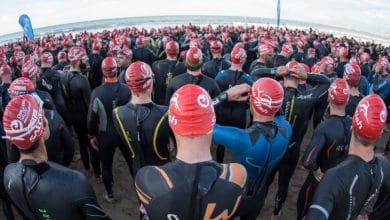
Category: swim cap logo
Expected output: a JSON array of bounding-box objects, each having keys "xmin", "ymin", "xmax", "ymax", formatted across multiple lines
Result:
[
  {"xmin": 380, "ymin": 110, "xmax": 387, "ymax": 123},
  {"xmin": 170, "ymin": 93, "xmax": 182, "ymax": 113},
  {"xmin": 197, "ymin": 93, "xmax": 210, "ymax": 108},
  {"xmin": 193, "ymin": 49, "xmax": 202, "ymax": 60}
]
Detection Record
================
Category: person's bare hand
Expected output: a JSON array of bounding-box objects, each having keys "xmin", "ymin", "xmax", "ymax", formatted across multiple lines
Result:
[
  {"xmin": 89, "ymin": 137, "xmax": 99, "ymax": 151},
  {"xmin": 226, "ymin": 84, "xmax": 251, "ymax": 102},
  {"xmin": 319, "ymin": 62, "xmax": 327, "ymax": 73},
  {"xmin": 312, "ymin": 168, "xmax": 324, "ymax": 182},
  {"xmin": 276, "ymin": 66, "xmax": 288, "ymax": 76}
]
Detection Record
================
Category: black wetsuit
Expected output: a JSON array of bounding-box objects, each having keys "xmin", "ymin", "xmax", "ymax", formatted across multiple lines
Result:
[
  {"xmin": 88, "ymin": 81, "xmax": 131, "ymax": 194},
  {"xmin": 292, "ymin": 51, "xmax": 306, "ymax": 63},
  {"xmin": 35, "ymin": 89, "xmax": 56, "ymax": 110},
  {"xmin": 253, "ymin": 71, "xmax": 330, "ymax": 215},
  {"xmin": 165, "ymin": 72, "xmax": 221, "ymax": 105},
  {"xmin": 113, "ymin": 102, "xmax": 171, "ymax": 175},
  {"xmin": 360, "ymin": 63, "xmax": 371, "ymax": 78},
  {"xmin": 44, "ymin": 109, "xmax": 74, "ymax": 167},
  {"xmin": 201, "ymin": 58, "xmax": 231, "ymax": 79},
  {"xmin": 135, "ymin": 160, "xmax": 246, "ymax": 219},
  {"xmin": 214, "ymin": 69, "xmax": 253, "ymax": 163},
  {"xmin": 302, "ymin": 57, "xmax": 319, "ymax": 69},
  {"xmin": 133, "ymin": 47, "xmax": 156, "ymax": 67},
  {"xmin": 297, "ymin": 115, "xmax": 352, "ymax": 219},
  {"xmin": 306, "ymin": 154, "xmax": 390, "ymax": 220},
  {"xmin": 88, "ymin": 53, "xmax": 104, "ymax": 90},
  {"xmin": 52, "ymin": 61, "xmax": 69, "ymax": 72},
  {"xmin": 346, "ymin": 93, "xmax": 364, "ymax": 118},
  {"xmin": 273, "ymin": 54, "xmax": 289, "ymax": 67},
  {"xmin": 335, "ymin": 61, "xmax": 348, "ymax": 78},
  {"xmin": 4, "ymin": 160, "xmax": 110, "ymax": 220},
  {"xmin": 61, "ymin": 71, "xmax": 101, "ymax": 176},
  {"xmin": 152, "ymin": 59, "xmax": 186, "ymax": 105},
  {"xmin": 37, "ymin": 67, "xmax": 70, "ymax": 125},
  {"xmin": 249, "ymin": 60, "xmax": 269, "ymax": 74}
]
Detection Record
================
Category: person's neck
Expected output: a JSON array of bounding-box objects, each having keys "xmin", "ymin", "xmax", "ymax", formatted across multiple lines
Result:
[
  {"xmin": 131, "ymin": 93, "xmax": 152, "ymax": 105},
  {"xmin": 187, "ymin": 69, "xmax": 202, "ymax": 76},
  {"xmin": 340, "ymin": 57, "xmax": 348, "ymax": 62},
  {"xmin": 92, "ymin": 50, "xmax": 99, "ymax": 54},
  {"xmin": 175, "ymin": 135, "xmax": 213, "ymax": 164},
  {"xmin": 253, "ymin": 113, "xmax": 274, "ymax": 123},
  {"xmin": 58, "ymin": 60, "xmax": 66, "ymax": 63},
  {"xmin": 19, "ymin": 142, "xmax": 48, "ymax": 164},
  {"xmin": 212, "ymin": 54, "xmax": 221, "ymax": 59},
  {"xmin": 1, "ymin": 76, "xmax": 12, "ymax": 84},
  {"xmin": 41, "ymin": 65, "xmax": 51, "ymax": 69},
  {"xmin": 69, "ymin": 66, "xmax": 81, "ymax": 73},
  {"xmin": 280, "ymin": 52, "xmax": 289, "ymax": 58},
  {"xmin": 104, "ymin": 77, "xmax": 118, "ymax": 83},
  {"xmin": 283, "ymin": 78, "xmax": 298, "ymax": 89},
  {"xmin": 349, "ymin": 135, "xmax": 375, "ymax": 162},
  {"xmin": 258, "ymin": 57, "xmax": 266, "ymax": 63},
  {"xmin": 350, "ymin": 86, "xmax": 360, "ymax": 96},
  {"xmin": 166, "ymin": 55, "xmax": 177, "ymax": 61},
  {"xmin": 230, "ymin": 64, "xmax": 243, "ymax": 71},
  {"xmin": 330, "ymin": 104, "xmax": 346, "ymax": 117}
]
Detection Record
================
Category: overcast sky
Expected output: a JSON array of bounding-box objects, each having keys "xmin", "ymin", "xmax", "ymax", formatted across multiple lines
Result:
[{"xmin": 0, "ymin": 0, "xmax": 389, "ymax": 36}]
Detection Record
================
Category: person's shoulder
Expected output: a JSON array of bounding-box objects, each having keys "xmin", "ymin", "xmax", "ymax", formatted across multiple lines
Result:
[
  {"xmin": 135, "ymin": 165, "xmax": 173, "ymax": 200},
  {"xmin": 46, "ymin": 161, "xmax": 86, "ymax": 180},
  {"xmin": 152, "ymin": 103, "xmax": 169, "ymax": 113},
  {"xmin": 219, "ymin": 163, "xmax": 247, "ymax": 189}
]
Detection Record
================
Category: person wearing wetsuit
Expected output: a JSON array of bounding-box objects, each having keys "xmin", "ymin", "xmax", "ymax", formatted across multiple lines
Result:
[
  {"xmin": 343, "ymin": 63, "xmax": 365, "ymax": 117},
  {"xmin": 297, "ymin": 79, "xmax": 352, "ymax": 219},
  {"xmin": 213, "ymin": 78, "xmax": 292, "ymax": 219},
  {"xmin": 135, "ymin": 84, "xmax": 247, "ymax": 219},
  {"xmin": 52, "ymin": 51, "xmax": 69, "ymax": 73},
  {"xmin": 165, "ymin": 47, "xmax": 221, "ymax": 105},
  {"xmin": 292, "ymin": 41, "xmax": 306, "ymax": 63},
  {"xmin": 214, "ymin": 47, "xmax": 253, "ymax": 163},
  {"xmin": 37, "ymin": 52, "xmax": 71, "ymax": 126},
  {"xmin": 133, "ymin": 37, "xmax": 155, "ymax": 67},
  {"xmin": 152, "ymin": 41, "xmax": 186, "ymax": 105},
  {"xmin": 44, "ymin": 108, "xmax": 74, "ymax": 167},
  {"xmin": 249, "ymin": 43, "xmax": 274, "ymax": 73},
  {"xmin": 202, "ymin": 40, "xmax": 231, "ymax": 79},
  {"xmin": 87, "ymin": 57, "xmax": 131, "ymax": 203},
  {"xmin": 360, "ymin": 52, "xmax": 371, "ymax": 78},
  {"xmin": 2, "ymin": 95, "xmax": 111, "ymax": 220},
  {"xmin": 306, "ymin": 94, "xmax": 390, "ymax": 220},
  {"xmin": 273, "ymin": 44, "xmax": 293, "ymax": 67},
  {"xmin": 302, "ymin": 48, "xmax": 319, "ymax": 69},
  {"xmin": 335, "ymin": 46, "xmax": 349, "ymax": 78},
  {"xmin": 252, "ymin": 61, "xmax": 331, "ymax": 219},
  {"xmin": 117, "ymin": 48, "xmax": 133, "ymax": 84},
  {"xmin": 62, "ymin": 46, "xmax": 101, "ymax": 180},
  {"xmin": 88, "ymin": 41, "xmax": 104, "ymax": 90},
  {"xmin": 114, "ymin": 60, "xmax": 171, "ymax": 173}
]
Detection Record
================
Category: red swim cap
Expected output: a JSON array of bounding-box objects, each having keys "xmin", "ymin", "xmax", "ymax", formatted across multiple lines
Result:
[
  {"xmin": 40, "ymin": 52, "xmax": 53, "ymax": 66},
  {"xmin": 186, "ymin": 47, "xmax": 203, "ymax": 67},
  {"xmin": 101, "ymin": 57, "xmax": 118, "ymax": 77},
  {"xmin": 165, "ymin": 41, "xmax": 179, "ymax": 56},
  {"xmin": 282, "ymin": 44, "xmax": 293, "ymax": 54},
  {"xmin": 68, "ymin": 46, "xmax": 87, "ymax": 63},
  {"xmin": 250, "ymin": 77, "xmax": 284, "ymax": 116},
  {"xmin": 321, "ymin": 56, "xmax": 335, "ymax": 66},
  {"xmin": 328, "ymin": 78, "xmax": 350, "ymax": 105},
  {"xmin": 344, "ymin": 63, "xmax": 361, "ymax": 86},
  {"xmin": 0, "ymin": 64, "xmax": 12, "ymax": 77},
  {"xmin": 3, "ymin": 94, "xmax": 45, "ymax": 149},
  {"xmin": 230, "ymin": 47, "xmax": 247, "ymax": 65},
  {"xmin": 57, "ymin": 51, "xmax": 67, "ymax": 60},
  {"xmin": 311, "ymin": 62, "xmax": 321, "ymax": 74},
  {"xmin": 8, "ymin": 77, "xmax": 35, "ymax": 98},
  {"xmin": 21, "ymin": 61, "xmax": 39, "ymax": 80},
  {"xmin": 337, "ymin": 46, "xmax": 349, "ymax": 58},
  {"xmin": 352, "ymin": 94, "xmax": 387, "ymax": 142},
  {"xmin": 168, "ymin": 84, "xmax": 215, "ymax": 136},
  {"xmin": 210, "ymin": 40, "xmax": 223, "ymax": 54},
  {"xmin": 258, "ymin": 44, "xmax": 274, "ymax": 56},
  {"xmin": 125, "ymin": 61, "xmax": 153, "ymax": 94}
]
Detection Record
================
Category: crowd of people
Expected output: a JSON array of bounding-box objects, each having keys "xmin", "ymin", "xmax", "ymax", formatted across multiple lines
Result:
[{"xmin": 0, "ymin": 23, "xmax": 389, "ymax": 220}]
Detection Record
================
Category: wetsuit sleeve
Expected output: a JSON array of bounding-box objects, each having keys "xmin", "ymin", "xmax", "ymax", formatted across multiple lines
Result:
[
  {"xmin": 301, "ymin": 125, "xmax": 326, "ymax": 170},
  {"xmin": 250, "ymin": 67, "xmax": 277, "ymax": 80},
  {"xmin": 74, "ymin": 179, "xmax": 111, "ymax": 219},
  {"xmin": 212, "ymin": 124, "xmax": 246, "ymax": 156},
  {"xmin": 87, "ymin": 91, "xmax": 99, "ymax": 137},
  {"xmin": 306, "ymin": 73, "xmax": 331, "ymax": 99},
  {"xmin": 80, "ymin": 78, "xmax": 91, "ymax": 111},
  {"xmin": 60, "ymin": 123, "xmax": 75, "ymax": 167},
  {"xmin": 306, "ymin": 171, "xmax": 340, "ymax": 220},
  {"xmin": 372, "ymin": 75, "xmax": 390, "ymax": 94}
]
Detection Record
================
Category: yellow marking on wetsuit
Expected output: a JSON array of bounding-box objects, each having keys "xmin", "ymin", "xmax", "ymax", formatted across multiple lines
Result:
[
  {"xmin": 154, "ymin": 166, "xmax": 173, "ymax": 189},
  {"xmin": 291, "ymin": 115, "xmax": 297, "ymax": 129},
  {"xmin": 288, "ymin": 95, "xmax": 295, "ymax": 123},
  {"xmin": 219, "ymin": 164, "xmax": 228, "ymax": 180},
  {"xmin": 228, "ymin": 163, "xmax": 247, "ymax": 188},
  {"xmin": 203, "ymin": 195, "xmax": 242, "ymax": 220},
  {"xmin": 135, "ymin": 183, "xmax": 152, "ymax": 200},
  {"xmin": 152, "ymin": 113, "xmax": 168, "ymax": 160},
  {"xmin": 113, "ymin": 108, "xmax": 135, "ymax": 158}
]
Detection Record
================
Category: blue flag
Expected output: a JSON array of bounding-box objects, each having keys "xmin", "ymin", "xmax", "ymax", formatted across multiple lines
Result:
[
  {"xmin": 18, "ymin": 14, "xmax": 34, "ymax": 40},
  {"xmin": 277, "ymin": 0, "xmax": 281, "ymax": 29}
]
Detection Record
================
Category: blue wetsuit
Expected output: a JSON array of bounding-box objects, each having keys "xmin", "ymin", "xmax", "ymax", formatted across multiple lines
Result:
[{"xmin": 212, "ymin": 115, "xmax": 292, "ymax": 219}]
